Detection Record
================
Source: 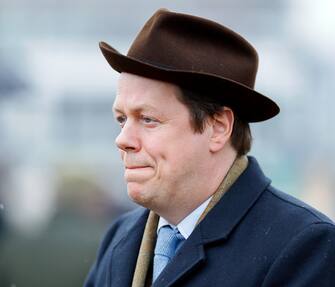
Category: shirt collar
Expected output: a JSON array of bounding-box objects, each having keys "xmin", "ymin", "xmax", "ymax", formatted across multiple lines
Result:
[{"xmin": 157, "ymin": 196, "xmax": 212, "ymax": 239}]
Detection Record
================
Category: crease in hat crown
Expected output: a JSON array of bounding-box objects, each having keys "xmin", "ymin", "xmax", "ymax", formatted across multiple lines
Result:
[{"xmin": 99, "ymin": 8, "xmax": 280, "ymax": 122}]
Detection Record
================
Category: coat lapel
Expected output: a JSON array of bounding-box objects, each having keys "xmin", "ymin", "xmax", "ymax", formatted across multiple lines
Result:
[
  {"xmin": 109, "ymin": 209, "xmax": 150, "ymax": 287},
  {"xmin": 199, "ymin": 156, "xmax": 271, "ymax": 243},
  {"xmin": 154, "ymin": 156, "xmax": 271, "ymax": 286}
]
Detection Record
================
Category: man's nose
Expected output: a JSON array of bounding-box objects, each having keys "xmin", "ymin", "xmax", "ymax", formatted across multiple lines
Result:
[{"xmin": 115, "ymin": 121, "xmax": 140, "ymax": 152}]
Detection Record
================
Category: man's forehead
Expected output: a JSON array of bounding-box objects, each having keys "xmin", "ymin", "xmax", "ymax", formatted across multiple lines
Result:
[
  {"xmin": 113, "ymin": 88, "xmax": 161, "ymax": 112},
  {"xmin": 114, "ymin": 73, "xmax": 184, "ymax": 113},
  {"xmin": 117, "ymin": 72, "xmax": 182, "ymax": 96}
]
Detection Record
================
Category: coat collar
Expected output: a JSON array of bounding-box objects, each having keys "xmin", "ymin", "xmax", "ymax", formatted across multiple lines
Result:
[
  {"xmin": 199, "ymin": 156, "xmax": 271, "ymax": 243},
  {"xmin": 153, "ymin": 156, "xmax": 271, "ymax": 286}
]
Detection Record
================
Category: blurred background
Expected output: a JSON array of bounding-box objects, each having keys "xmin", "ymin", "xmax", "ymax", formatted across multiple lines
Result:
[{"xmin": 0, "ymin": 0, "xmax": 334, "ymax": 286}]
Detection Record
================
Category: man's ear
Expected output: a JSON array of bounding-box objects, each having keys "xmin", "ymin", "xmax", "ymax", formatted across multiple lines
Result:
[{"xmin": 209, "ymin": 107, "xmax": 234, "ymax": 153}]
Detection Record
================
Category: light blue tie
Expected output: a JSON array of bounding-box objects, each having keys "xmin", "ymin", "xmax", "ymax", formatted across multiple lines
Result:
[{"xmin": 153, "ymin": 225, "xmax": 185, "ymax": 282}]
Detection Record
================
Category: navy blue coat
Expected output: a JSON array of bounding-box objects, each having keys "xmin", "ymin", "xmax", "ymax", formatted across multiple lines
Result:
[{"xmin": 84, "ymin": 157, "xmax": 335, "ymax": 286}]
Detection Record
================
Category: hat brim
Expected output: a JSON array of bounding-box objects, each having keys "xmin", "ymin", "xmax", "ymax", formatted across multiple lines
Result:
[{"xmin": 99, "ymin": 41, "xmax": 279, "ymax": 122}]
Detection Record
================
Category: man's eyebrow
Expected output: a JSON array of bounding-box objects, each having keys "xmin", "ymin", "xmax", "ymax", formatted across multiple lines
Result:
[
  {"xmin": 113, "ymin": 107, "xmax": 123, "ymax": 114},
  {"xmin": 113, "ymin": 104, "xmax": 158, "ymax": 114}
]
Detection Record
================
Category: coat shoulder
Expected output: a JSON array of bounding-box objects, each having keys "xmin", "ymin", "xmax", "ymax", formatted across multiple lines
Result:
[
  {"xmin": 259, "ymin": 187, "xmax": 335, "ymax": 286},
  {"xmin": 265, "ymin": 185, "xmax": 334, "ymax": 225},
  {"xmin": 238, "ymin": 183, "xmax": 335, "ymax": 264}
]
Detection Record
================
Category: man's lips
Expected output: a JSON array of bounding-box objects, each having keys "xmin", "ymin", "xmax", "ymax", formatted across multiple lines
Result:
[
  {"xmin": 125, "ymin": 166, "xmax": 151, "ymax": 169},
  {"xmin": 124, "ymin": 165, "xmax": 153, "ymax": 182}
]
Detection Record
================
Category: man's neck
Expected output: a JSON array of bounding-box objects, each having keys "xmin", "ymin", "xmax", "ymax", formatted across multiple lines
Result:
[{"xmin": 155, "ymin": 151, "xmax": 238, "ymax": 225}]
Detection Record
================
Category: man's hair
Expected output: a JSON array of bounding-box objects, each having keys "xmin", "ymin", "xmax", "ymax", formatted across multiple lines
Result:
[{"xmin": 176, "ymin": 87, "xmax": 252, "ymax": 156}]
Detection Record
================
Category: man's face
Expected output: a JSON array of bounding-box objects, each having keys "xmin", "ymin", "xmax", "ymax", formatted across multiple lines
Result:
[{"xmin": 113, "ymin": 73, "xmax": 212, "ymax": 215}]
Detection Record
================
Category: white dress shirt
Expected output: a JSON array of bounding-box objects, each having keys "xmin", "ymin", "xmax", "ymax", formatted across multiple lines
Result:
[{"xmin": 157, "ymin": 196, "xmax": 212, "ymax": 239}]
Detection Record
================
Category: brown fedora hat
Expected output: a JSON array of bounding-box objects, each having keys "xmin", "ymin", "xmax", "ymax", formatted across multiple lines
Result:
[{"xmin": 99, "ymin": 8, "xmax": 279, "ymax": 122}]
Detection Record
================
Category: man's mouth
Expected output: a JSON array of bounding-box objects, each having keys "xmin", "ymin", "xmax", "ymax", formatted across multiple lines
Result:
[
  {"xmin": 124, "ymin": 165, "xmax": 153, "ymax": 182},
  {"xmin": 126, "ymin": 166, "xmax": 150, "ymax": 169}
]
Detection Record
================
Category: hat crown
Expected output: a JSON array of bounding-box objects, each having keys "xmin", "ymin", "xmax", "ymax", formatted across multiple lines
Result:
[
  {"xmin": 127, "ymin": 9, "xmax": 258, "ymax": 89},
  {"xmin": 99, "ymin": 9, "xmax": 280, "ymax": 122}
]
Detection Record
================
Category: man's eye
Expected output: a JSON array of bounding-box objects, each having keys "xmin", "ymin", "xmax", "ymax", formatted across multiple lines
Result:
[
  {"xmin": 116, "ymin": 116, "xmax": 126, "ymax": 126},
  {"xmin": 141, "ymin": 116, "xmax": 157, "ymax": 124},
  {"xmin": 143, "ymin": 117, "xmax": 153, "ymax": 123}
]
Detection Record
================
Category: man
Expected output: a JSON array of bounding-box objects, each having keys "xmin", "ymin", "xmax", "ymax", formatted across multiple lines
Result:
[{"xmin": 85, "ymin": 9, "xmax": 335, "ymax": 287}]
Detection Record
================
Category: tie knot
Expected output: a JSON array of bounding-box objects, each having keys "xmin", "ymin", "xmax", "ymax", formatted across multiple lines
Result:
[{"xmin": 155, "ymin": 225, "xmax": 185, "ymax": 259}]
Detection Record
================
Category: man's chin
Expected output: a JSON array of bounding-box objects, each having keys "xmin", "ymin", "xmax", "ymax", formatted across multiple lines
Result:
[{"xmin": 127, "ymin": 183, "xmax": 152, "ymax": 207}]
